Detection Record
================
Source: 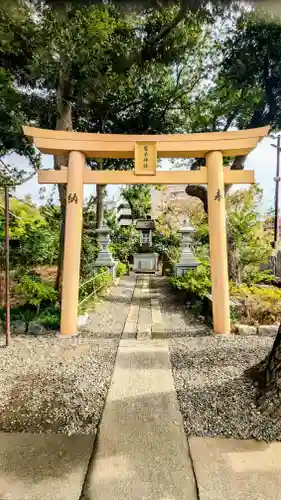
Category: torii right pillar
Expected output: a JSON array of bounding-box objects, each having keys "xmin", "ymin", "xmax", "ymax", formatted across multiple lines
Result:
[{"xmin": 206, "ymin": 151, "xmax": 231, "ymax": 334}]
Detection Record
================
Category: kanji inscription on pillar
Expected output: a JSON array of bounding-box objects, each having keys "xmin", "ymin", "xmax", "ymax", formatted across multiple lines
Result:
[
  {"xmin": 68, "ymin": 193, "xmax": 78, "ymax": 204},
  {"xmin": 135, "ymin": 141, "xmax": 157, "ymax": 176}
]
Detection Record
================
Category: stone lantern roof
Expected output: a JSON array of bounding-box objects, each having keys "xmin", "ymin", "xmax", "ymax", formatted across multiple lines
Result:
[
  {"xmin": 135, "ymin": 219, "xmax": 156, "ymax": 231},
  {"xmin": 180, "ymin": 219, "xmax": 195, "ymax": 234}
]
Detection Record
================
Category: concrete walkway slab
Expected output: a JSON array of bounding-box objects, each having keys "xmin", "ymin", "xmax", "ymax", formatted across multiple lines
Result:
[
  {"xmin": 122, "ymin": 276, "xmax": 140, "ymax": 339},
  {"xmin": 83, "ymin": 339, "xmax": 198, "ymax": 500},
  {"xmin": 137, "ymin": 276, "xmax": 152, "ymax": 339},
  {"xmin": 189, "ymin": 436, "xmax": 281, "ymax": 500},
  {"xmin": 0, "ymin": 433, "xmax": 94, "ymax": 500}
]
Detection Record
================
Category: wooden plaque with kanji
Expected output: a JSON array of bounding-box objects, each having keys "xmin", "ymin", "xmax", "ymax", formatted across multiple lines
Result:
[{"xmin": 135, "ymin": 141, "xmax": 157, "ymax": 176}]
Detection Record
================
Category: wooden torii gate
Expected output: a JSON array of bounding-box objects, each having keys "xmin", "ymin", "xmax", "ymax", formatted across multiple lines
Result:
[{"xmin": 23, "ymin": 125, "xmax": 269, "ymax": 336}]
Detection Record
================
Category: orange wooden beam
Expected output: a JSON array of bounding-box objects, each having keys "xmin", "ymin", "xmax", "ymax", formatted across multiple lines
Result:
[
  {"xmin": 38, "ymin": 167, "xmax": 254, "ymax": 185},
  {"xmin": 23, "ymin": 126, "xmax": 269, "ymax": 159}
]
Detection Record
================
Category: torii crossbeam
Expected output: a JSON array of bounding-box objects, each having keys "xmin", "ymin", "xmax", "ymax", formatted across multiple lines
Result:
[{"xmin": 23, "ymin": 125, "xmax": 269, "ymax": 336}]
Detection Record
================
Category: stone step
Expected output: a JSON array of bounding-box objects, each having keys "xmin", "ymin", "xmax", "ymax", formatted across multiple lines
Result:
[{"xmin": 0, "ymin": 433, "xmax": 94, "ymax": 500}]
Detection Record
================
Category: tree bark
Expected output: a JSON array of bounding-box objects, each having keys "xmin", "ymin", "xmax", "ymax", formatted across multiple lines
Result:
[
  {"xmin": 227, "ymin": 229, "xmax": 241, "ymax": 284},
  {"xmin": 96, "ymin": 184, "xmax": 106, "ymax": 228},
  {"xmin": 185, "ymin": 185, "xmax": 208, "ymax": 212},
  {"xmin": 54, "ymin": 69, "xmax": 73, "ymax": 292},
  {"xmin": 245, "ymin": 323, "xmax": 281, "ymax": 416}
]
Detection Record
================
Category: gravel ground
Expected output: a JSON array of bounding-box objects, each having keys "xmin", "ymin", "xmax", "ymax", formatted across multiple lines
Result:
[
  {"xmin": 83, "ymin": 275, "xmax": 136, "ymax": 338},
  {"xmin": 150, "ymin": 277, "xmax": 211, "ymax": 337},
  {"xmin": 0, "ymin": 335, "xmax": 118, "ymax": 435},
  {"xmin": 170, "ymin": 335, "xmax": 281, "ymax": 441}
]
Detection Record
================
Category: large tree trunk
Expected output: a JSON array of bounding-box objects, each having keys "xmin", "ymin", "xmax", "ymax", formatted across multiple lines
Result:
[
  {"xmin": 245, "ymin": 324, "xmax": 281, "ymax": 416},
  {"xmin": 54, "ymin": 70, "xmax": 72, "ymax": 292},
  {"xmin": 95, "ymin": 184, "xmax": 106, "ymax": 228},
  {"xmin": 227, "ymin": 229, "xmax": 241, "ymax": 284}
]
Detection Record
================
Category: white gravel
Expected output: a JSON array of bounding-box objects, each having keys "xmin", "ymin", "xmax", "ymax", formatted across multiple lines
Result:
[
  {"xmin": 84, "ymin": 275, "xmax": 136, "ymax": 338},
  {"xmin": 170, "ymin": 335, "xmax": 281, "ymax": 441},
  {"xmin": 0, "ymin": 276, "xmax": 136, "ymax": 434},
  {"xmin": 150, "ymin": 276, "xmax": 211, "ymax": 337},
  {"xmin": 0, "ymin": 335, "xmax": 118, "ymax": 435}
]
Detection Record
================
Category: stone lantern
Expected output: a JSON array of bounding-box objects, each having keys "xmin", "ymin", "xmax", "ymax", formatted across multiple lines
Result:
[
  {"xmin": 94, "ymin": 224, "xmax": 116, "ymax": 278},
  {"xmin": 175, "ymin": 218, "xmax": 199, "ymax": 277}
]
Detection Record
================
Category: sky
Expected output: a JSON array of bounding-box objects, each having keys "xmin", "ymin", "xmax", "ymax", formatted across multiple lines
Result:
[{"xmin": 14, "ymin": 136, "xmax": 277, "ymax": 214}]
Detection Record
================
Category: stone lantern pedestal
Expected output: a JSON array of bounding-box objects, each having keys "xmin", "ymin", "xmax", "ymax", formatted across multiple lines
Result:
[
  {"xmin": 94, "ymin": 225, "xmax": 116, "ymax": 278},
  {"xmin": 175, "ymin": 219, "xmax": 199, "ymax": 277}
]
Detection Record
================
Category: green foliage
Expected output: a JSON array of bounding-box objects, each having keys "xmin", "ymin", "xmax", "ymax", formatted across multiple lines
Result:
[
  {"xmin": 243, "ymin": 269, "xmax": 274, "ymax": 286},
  {"xmin": 0, "ymin": 3, "xmax": 40, "ymax": 174},
  {"xmin": 219, "ymin": 12, "xmax": 281, "ymax": 132},
  {"xmin": 37, "ymin": 306, "xmax": 60, "ymax": 330},
  {"xmin": 80, "ymin": 195, "xmax": 100, "ymax": 277},
  {"xmin": 109, "ymin": 223, "xmax": 140, "ymax": 264},
  {"xmin": 4, "ymin": 197, "xmax": 45, "ymax": 239},
  {"xmin": 153, "ymin": 217, "xmax": 181, "ymax": 262},
  {"xmin": 190, "ymin": 186, "xmax": 273, "ymax": 285},
  {"xmin": 189, "ymin": 210, "xmax": 209, "ymax": 247},
  {"xmin": 78, "ymin": 268, "xmax": 112, "ymax": 312},
  {"xmin": 10, "ymin": 306, "xmax": 37, "ymax": 332},
  {"xmin": 80, "ymin": 232, "xmax": 99, "ymax": 278},
  {"xmin": 1, "ymin": 269, "xmax": 59, "ymax": 333},
  {"xmin": 0, "ymin": 303, "xmax": 60, "ymax": 332},
  {"xmin": 121, "ymin": 185, "xmax": 151, "ymax": 221},
  {"xmin": 116, "ymin": 262, "xmax": 127, "ymax": 277},
  {"xmin": 14, "ymin": 270, "xmax": 58, "ymax": 312},
  {"xmin": 0, "ymin": 0, "xmax": 211, "ymax": 189},
  {"xmin": 170, "ymin": 260, "xmax": 211, "ymax": 299},
  {"xmin": 0, "ymin": 195, "xmax": 60, "ymax": 267},
  {"xmin": 226, "ymin": 185, "xmax": 272, "ymax": 283},
  {"xmin": 230, "ymin": 284, "xmax": 281, "ymax": 326}
]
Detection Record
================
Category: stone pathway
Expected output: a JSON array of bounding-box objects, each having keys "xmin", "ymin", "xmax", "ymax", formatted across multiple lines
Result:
[
  {"xmin": 189, "ymin": 437, "xmax": 281, "ymax": 500},
  {"xmin": 85, "ymin": 273, "xmax": 209, "ymax": 340},
  {"xmin": 82, "ymin": 339, "xmax": 198, "ymax": 500},
  {"xmin": 122, "ymin": 274, "xmax": 210, "ymax": 339},
  {"xmin": 122, "ymin": 275, "xmax": 154, "ymax": 339},
  {"xmin": 2, "ymin": 431, "xmax": 281, "ymax": 500},
  {"xmin": 0, "ymin": 433, "xmax": 94, "ymax": 500},
  {"xmin": 1, "ymin": 274, "xmax": 281, "ymax": 499}
]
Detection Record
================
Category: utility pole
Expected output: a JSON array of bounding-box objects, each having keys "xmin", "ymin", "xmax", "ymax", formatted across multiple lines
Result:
[
  {"xmin": 4, "ymin": 185, "xmax": 10, "ymax": 347},
  {"xmin": 271, "ymin": 135, "xmax": 281, "ymax": 249}
]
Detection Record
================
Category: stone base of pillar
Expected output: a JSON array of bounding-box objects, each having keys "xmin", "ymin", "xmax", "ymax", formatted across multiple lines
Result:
[
  {"xmin": 133, "ymin": 253, "xmax": 158, "ymax": 273},
  {"xmin": 94, "ymin": 261, "xmax": 116, "ymax": 279},
  {"xmin": 174, "ymin": 261, "xmax": 199, "ymax": 277}
]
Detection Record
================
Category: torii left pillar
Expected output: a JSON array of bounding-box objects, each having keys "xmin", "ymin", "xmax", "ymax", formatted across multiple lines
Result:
[{"xmin": 61, "ymin": 151, "xmax": 85, "ymax": 335}]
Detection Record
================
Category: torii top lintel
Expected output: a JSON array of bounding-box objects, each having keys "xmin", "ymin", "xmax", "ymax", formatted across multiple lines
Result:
[{"xmin": 23, "ymin": 125, "xmax": 269, "ymax": 159}]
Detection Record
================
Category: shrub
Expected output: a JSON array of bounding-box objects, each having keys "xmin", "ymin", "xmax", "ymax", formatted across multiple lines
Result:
[
  {"xmin": 170, "ymin": 261, "xmax": 211, "ymax": 299},
  {"xmin": 1, "ymin": 304, "xmax": 41, "ymax": 333},
  {"xmin": 153, "ymin": 219, "xmax": 181, "ymax": 263},
  {"xmin": 116, "ymin": 262, "xmax": 127, "ymax": 277},
  {"xmin": 230, "ymin": 284, "xmax": 281, "ymax": 325},
  {"xmin": 80, "ymin": 232, "xmax": 99, "ymax": 278},
  {"xmin": 38, "ymin": 306, "xmax": 60, "ymax": 330},
  {"xmin": 189, "ymin": 186, "xmax": 273, "ymax": 284},
  {"xmin": 79, "ymin": 267, "xmax": 112, "ymax": 307},
  {"xmin": 243, "ymin": 268, "xmax": 274, "ymax": 286},
  {"xmin": 109, "ymin": 224, "xmax": 140, "ymax": 264},
  {"xmin": 14, "ymin": 270, "xmax": 58, "ymax": 313}
]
